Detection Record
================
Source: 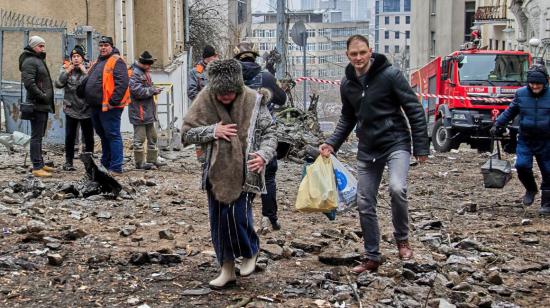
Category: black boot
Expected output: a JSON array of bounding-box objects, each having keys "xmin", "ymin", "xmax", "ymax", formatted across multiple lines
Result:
[
  {"xmin": 539, "ymin": 190, "xmax": 550, "ymax": 215},
  {"xmin": 62, "ymin": 161, "xmax": 76, "ymax": 171},
  {"xmin": 517, "ymin": 168, "xmax": 538, "ymax": 206},
  {"xmin": 269, "ymin": 217, "xmax": 281, "ymax": 231}
]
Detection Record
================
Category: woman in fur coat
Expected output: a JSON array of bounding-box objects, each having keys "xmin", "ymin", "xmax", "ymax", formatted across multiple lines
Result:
[{"xmin": 181, "ymin": 59, "xmax": 277, "ymax": 288}]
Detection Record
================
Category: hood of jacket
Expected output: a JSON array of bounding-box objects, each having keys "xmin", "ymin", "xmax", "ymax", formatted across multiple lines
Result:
[
  {"xmin": 344, "ymin": 53, "xmax": 391, "ymax": 83},
  {"xmin": 19, "ymin": 46, "xmax": 45, "ymax": 70},
  {"xmin": 240, "ymin": 61, "xmax": 262, "ymax": 82}
]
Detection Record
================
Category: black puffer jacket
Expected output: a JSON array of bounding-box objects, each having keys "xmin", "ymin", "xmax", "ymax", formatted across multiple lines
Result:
[
  {"xmin": 326, "ymin": 53, "xmax": 429, "ymax": 161},
  {"xmin": 18, "ymin": 46, "xmax": 54, "ymax": 113}
]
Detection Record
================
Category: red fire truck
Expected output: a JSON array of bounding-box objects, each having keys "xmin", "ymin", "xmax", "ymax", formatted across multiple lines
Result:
[{"xmin": 410, "ymin": 44, "xmax": 531, "ymax": 152}]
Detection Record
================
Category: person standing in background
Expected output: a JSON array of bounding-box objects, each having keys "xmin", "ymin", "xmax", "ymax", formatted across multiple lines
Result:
[
  {"xmin": 55, "ymin": 45, "xmax": 94, "ymax": 171},
  {"xmin": 19, "ymin": 36, "xmax": 56, "ymax": 177}
]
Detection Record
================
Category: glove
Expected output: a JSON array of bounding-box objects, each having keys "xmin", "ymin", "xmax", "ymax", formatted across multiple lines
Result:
[{"xmin": 490, "ymin": 125, "xmax": 505, "ymax": 136}]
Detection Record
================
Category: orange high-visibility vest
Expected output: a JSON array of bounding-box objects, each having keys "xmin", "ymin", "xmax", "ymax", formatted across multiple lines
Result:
[{"xmin": 101, "ymin": 55, "xmax": 131, "ymax": 112}]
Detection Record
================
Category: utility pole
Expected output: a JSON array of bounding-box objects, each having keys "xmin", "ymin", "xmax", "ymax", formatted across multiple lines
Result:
[
  {"xmin": 276, "ymin": 0, "xmax": 287, "ymax": 79},
  {"xmin": 184, "ymin": 0, "xmax": 192, "ymax": 70},
  {"xmin": 302, "ymin": 33, "xmax": 307, "ymax": 110}
]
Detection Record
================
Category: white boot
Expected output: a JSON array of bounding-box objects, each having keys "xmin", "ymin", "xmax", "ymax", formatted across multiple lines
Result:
[
  {"xmin": 209, "ymin": 261, "xmax": 236, "ymax": 288},
  {"xmin": 240, "ymin": 253, "xmax": 258, "ymax": 277}
]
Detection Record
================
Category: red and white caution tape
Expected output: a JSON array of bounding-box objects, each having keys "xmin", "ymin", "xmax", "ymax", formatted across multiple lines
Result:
[
  {"xmin": 415, "ymin": 93, "xmax": 513, "ymax": 103},
  {"xmin": 295, "ymin": 76, "xmax": 341, "ymax": 85},
  {"xmin": 294, "ymin": 76, "xmax": 513, "ymax": 103}
]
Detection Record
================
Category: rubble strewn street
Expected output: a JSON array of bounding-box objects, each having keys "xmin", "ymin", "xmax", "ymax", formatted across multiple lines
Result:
[{"xmin": 0, "ymin": 142, "xmax": 548, "ymax": 307}]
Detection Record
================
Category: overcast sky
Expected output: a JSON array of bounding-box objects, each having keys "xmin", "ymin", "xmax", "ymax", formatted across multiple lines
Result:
[{"xmin": 252, "ymin": 0, "xmax": 301, "ymax": 12}]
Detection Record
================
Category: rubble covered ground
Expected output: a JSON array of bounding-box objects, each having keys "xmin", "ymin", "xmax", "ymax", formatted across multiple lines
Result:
[{"xmin": 0, "ymin": 140, "xmax": 549, "ymax": 308}]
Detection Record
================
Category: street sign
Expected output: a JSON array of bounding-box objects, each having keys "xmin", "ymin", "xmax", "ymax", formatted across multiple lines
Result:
[{"xmin": 290, "ymin": 20, "xmax": 308, "ymax": 47}]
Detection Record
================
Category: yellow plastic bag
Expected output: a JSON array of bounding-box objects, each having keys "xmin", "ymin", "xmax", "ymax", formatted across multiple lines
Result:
[{"xmin": 295, "ymin": 156, "xmax": 338, "ymax": 213}]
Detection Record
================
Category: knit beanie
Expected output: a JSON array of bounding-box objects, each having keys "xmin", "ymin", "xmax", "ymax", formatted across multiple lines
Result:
[
  {"xmin": 28, "ymin": 36, "xmax": 45, "ymax": 48},
  {"xmin": 206, "ymin": 59, "xmax": 244, "ymax": 96},
  {"xmin": 527, "ymin": 65, "xmax": 549, "ymax": 85},
  {"xmin": 202, "ymin": 45, "xmax": 216, "ymax": 59}
]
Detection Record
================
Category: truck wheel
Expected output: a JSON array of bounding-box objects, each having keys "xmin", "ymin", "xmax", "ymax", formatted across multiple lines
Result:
[{"xmin": 432, "ymin": 118, "xmax": 459, "ymax": 152}]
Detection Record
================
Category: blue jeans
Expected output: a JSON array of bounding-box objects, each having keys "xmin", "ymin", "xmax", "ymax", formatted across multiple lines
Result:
[
  {"xmin": 515, "ymin": 136, "xmax": 550, "ymax": 191},
  {"xmin": 91, "ymin": 108, "xmax": 124, "ymax": 172},
  {"xmin": 356, "ymin": 150, "xmax": 410, "ymax": 262}
]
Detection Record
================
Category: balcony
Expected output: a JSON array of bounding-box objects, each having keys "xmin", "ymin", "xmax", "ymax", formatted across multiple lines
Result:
[{"xmin": 474, "ymin": 5, "xmax": 507, "ymax": 23}]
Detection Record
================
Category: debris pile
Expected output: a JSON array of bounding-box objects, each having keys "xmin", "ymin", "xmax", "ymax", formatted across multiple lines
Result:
[{"xmin": 275, "ymin": 94, "xmax": 324, "ymax": 162}]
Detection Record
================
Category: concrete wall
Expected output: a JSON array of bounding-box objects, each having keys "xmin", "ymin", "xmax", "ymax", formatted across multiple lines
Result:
[
  {"xmin": 0, "ymin": 0, "xmax": 184, "ymax": 70},
  {"xmin": 1, "ymin": 0, "xmax": 188, "ymax": 137},
  {"xmin": 411, "ymin": 0, "xmax": 468, "ymax": 70},
  {"xmin": 410, "ymin": 0, "xmax": 430, "ymax": 70},
  {"xmin": 0, "ymin": 0, "xmax": 115, "ymax": 36}
]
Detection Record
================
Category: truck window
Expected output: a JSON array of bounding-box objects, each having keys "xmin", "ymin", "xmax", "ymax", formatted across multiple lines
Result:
[{"xmin": 458, "ymin": 54, "xmax": 529, "ymax": 86}]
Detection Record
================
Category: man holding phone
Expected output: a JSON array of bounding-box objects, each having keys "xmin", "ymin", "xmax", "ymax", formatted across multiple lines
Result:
[{"xmin": 129, "ymin": 51, "xmax": 166, "ymax": 169}]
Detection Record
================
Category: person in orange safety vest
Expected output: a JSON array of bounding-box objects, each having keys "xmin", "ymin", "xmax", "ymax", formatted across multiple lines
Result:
[{"xmin": 83, "ymin": 36, "xmax": 129, "ymax": 175}]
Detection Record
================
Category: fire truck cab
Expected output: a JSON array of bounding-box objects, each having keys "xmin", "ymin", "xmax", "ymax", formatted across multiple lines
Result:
[{"xmin": 410, "ymin": 47, "xmax": 530, "ymax": 152}]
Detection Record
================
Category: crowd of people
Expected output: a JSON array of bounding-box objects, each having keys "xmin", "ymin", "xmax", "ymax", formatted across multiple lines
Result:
[
  {"xmin": 19, "ymin": 35, "xmax": 162, "ymax": 177},
  {"xmin": 18, "ymin": 33, "xmax": 550, "ymax": 289}
]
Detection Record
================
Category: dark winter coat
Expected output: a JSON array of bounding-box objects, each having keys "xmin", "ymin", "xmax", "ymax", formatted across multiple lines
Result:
[
  {"xmin": 128, "ymin": 63, "xmax": 158, "ymax": 125},
  {"xmin": 55, "ymin": 65, "xmax": 91, "ymax": 119},
  {"xmin": 84, "ymin": 49, "xmax": 129, "ymax": 108},
  {"xmin": 187, "ymin": 60, "xmax": 208, "ymax": 101},
  {"xmin": 18, "ymin": 46, "xmax": 54, "ymax": 113},
  {"xmin": 496, "ymin": 85, "xmax": 550, "ymax": 139},
  {"xmin": 326, "ymin": 53, "xmax": 429, "ymax": 161},
  {"xmin": 240, "ymin": 61, "xmax": 287, "ymax": 110}
]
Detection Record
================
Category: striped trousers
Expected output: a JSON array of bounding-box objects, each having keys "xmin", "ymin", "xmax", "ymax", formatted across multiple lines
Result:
[{"xmin": 207, "ymin": 191, "xmax": 260, "ymax": 265}]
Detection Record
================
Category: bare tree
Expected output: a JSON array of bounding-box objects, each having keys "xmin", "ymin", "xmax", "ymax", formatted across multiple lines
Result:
[{"xmin": 188, "ymin": 0, "xmax": 227, "ymax": 63}]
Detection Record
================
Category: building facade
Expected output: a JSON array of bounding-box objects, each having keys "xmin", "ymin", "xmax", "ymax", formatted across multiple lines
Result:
[
  {"xmin": 374, "ymin": 0, "xmax": 412, "ymax": 73},
  {"xmin": 249, "ymin": 11, "xmax": 369, "ymax": 118},
  {"xmin": 0, "ymin": 0, "xmax": 188, "ymax": 134},
  {"xmin": 251, "ymin": 11, "xmax": 368, "ymax": 79},
  {"xmin": 475, "ymin": 0, "xmax": 550, "ymax": 68},
  {"xmin": 410, "ymin": 0, "xmax": 476, "ymax": 71}
]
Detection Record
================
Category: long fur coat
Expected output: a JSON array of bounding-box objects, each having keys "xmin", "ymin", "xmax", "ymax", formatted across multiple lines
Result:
[{"xmin": 181, "ymin": 87, "xmax": 277, "ymax": 203}]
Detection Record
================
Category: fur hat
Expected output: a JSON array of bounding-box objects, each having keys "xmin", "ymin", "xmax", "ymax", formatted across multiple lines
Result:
[
  {"xmin": 527, "ymin": 64, "xmax": 549, "ymax": 85},
  {"xmin": 70, "ymin": 45, "xmax": 86, "ymax": 59},
  {"xmin": 206, "ymin": 59, "xmax": 244, "ymax": 96}
]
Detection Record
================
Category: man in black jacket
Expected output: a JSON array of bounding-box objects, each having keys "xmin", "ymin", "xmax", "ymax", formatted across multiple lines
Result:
[
  {"xmin": 234, "ymin": 42, "xmax": 287, "ymax": 230},
  {"xmin": 84, "ymin": 36, "xmax": 129, "ymax": 175},
  {"xmin": 19, "ymin": 36, "xmax": 56, "ymax": 177},
  {"xmin": 320, "ymin": 35, "xmax": 429, "ymax": 273}
]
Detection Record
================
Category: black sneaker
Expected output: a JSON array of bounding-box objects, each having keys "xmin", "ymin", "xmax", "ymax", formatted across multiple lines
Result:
[
  {"xmin": 270, "ymin": 219, "xmax": 281, "ymax": 231},
  {"xmin": 62, "ymin": 163, "xmax": 76, "ymax": 171}
]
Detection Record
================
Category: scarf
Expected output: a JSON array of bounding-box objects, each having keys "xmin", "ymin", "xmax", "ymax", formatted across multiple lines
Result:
[{"xmin": 182, "ymin": 88, "xmax": 260, "ymax": 203}]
